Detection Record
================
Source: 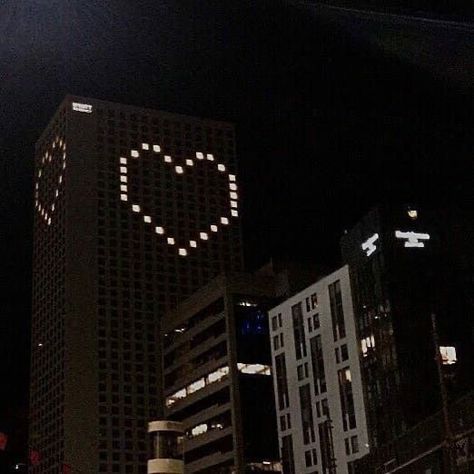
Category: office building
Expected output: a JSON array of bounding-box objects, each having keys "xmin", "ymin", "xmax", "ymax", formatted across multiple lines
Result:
[
  {"xmin": 269, "ymin": 265, "xmax": 369, "ymax": 474},
  {"xmin": 162, "ymin": 272, "xmax": 287, "ymax": 474},
  {"xmin": 340, "ymin": 205, "xmax": 474, "ymax": 449},
  {"xmin": 30, "ymin": 95, "xmax": 243, "ymax": 473}
]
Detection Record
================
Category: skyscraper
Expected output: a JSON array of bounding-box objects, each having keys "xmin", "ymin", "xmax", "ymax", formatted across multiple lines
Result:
[
  {"xmin": 340, "ymin": 205, "xmax": 474, "ymax": 450},
  {"xmin": 30, "ymin": 96, "xmax": 243, "ymax": 473}
]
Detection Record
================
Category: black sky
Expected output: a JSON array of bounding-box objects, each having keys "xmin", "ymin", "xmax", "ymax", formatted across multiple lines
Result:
[{"xmin": 0, "ymin": 0, "xmax": 472, "ymax": 460}]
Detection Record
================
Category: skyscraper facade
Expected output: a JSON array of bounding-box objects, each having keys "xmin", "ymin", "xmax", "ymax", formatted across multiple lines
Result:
[
  {"xmin": 340, "ymin": 205, "xmax": 474, "ymax": 450},
  {"xmin": 30, "ymin": 96, "xmax": 243, "ymax": 473},
  {"xmin": 269, "ymin": 266, "xmax": 369, "ymax": 474}
]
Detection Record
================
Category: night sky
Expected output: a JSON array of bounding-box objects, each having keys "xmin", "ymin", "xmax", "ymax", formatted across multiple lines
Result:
[{"xmin": 0, "ymin": 0, "xmax": 472, "ymax": 462}]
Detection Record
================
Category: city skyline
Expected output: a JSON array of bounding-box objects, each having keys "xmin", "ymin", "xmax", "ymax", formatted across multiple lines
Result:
[{"xmin": 0, "ymin": 1, "xmax": 472, "ymax": 472}]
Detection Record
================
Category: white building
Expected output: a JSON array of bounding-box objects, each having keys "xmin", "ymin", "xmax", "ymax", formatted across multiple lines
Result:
[{"xmin": 269, "ymin": 265, "xmax": 369, "ymax": 474}]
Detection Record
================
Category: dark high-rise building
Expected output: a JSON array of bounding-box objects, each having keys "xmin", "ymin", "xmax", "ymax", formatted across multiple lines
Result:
[
  {"xmin": 30, "ymin": 96, "xmax": 243, "ymax": 473},
  {"xmin": 340, "ymin": 205, "xmax": 474, "ymax": 449}
]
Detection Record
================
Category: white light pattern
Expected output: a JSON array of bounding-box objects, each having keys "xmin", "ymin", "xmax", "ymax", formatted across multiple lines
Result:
[
  {"xmin": 362, "ymin": 233, "xmax": 379, "ymax": 257},
  {"xmin": 72, "ymin": 102, "xmax": 92, "ymax": 113},
  {"xmin": 439, "ymin": 346, "xmax": 457, "ymax": 365},
  {"xmin": 119, "ymin": 146, "xmax": 238, "ymax": 256},
  {"xmin": 395, "ymin": 230, "xmax": 430, "ymax": 248},
  {"xmin": 237, "ymin": 363, "xmax": 271, "ymax": 375},
  {"xmin": 166, "ymin": 366, "xmax": 229, "ymax": 407},
  {"xmin": 35, "ymin": 136, "xmax": 67, "ymax": 226}
]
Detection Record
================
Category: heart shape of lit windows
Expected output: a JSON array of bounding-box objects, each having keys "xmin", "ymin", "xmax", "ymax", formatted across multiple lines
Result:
[
  {"xmin": 35, "ymin": 136, "xmax": 67, "ymax": 226},
  {"xmin": 119, "ymin": 144, "xmax": 238, "ymax": 256}
]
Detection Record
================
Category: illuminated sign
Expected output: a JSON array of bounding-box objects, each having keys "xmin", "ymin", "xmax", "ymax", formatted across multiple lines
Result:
[
  {"xmin": 119, "ymin": 144, "xmax": 238, "ymax": 257},
  {"xmin": 72, "ymin": 102, "xmax": 93, "ymax": 113},
  {"xmin": 361, "ymin": 233, "xmax": 379, "ymax": 256},
  {"xmin": 35, "ymin": 136, "xmax": 67, "ymax": 226},
  {"xmin": 395, "ymin": 230, "xmax": 430, "ymax": 248}
]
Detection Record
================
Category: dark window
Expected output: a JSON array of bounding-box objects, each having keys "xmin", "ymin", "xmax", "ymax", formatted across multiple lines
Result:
[
  {"xmin": 299, "ymin": 384, "xmax": 315, "ymax": 444},
  {"xmin": 281, "ymin": 435, "xmax": 295, "ymax": 474},
  {"xmin": 292, "ymin": 303, "xmax": 307, "ymax": 359},
  {"xmin": 275, "ymin": 354, "xmax": 289, "ymax": 410},
  {"xmin": 319, "ymin": 421, "xmax": 336, "ymax": 474},
  {"xmin": 310, "ymin": 335, "xmax": 326, "ymax": 394},
  {"xmin": 329, "ymin": 280, "xmax": 346, "ymax": 341}
]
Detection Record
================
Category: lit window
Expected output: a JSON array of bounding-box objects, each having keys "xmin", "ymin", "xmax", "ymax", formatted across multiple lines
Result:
[
  {"xmin": 345, "ymin": 368, "xmax": 352, "ymax": 382},
  {"xmin": 178, "ymin": 248, "xmax": 187, "ymax": 256},
  {"xmin": 210, "ymin": 225, "xmax": 218, "ymax": 232},
  {"xmin": 361, "ymin": 335, "xmax": 375, "ymax": 356},
  {"xmin": 220, "ymin": 217, "xmax": 229, "ymax": 225},
  {"xmin": 132, "ymin": 204, "xmax": 140, "ymax": 212},
  {"xmin": 167, "ymin": 237, "xmax": 175, "ymax": 245},
  {"xmin": 120, "ymin": 185, "xmax": 127, "ymax": 192},
  {"xmin": 231, "ymin": 210, "xmax": 238, "ymax": 217},
  {"xmin": 200, "ymin": 232, "xmax": 208, "ymax": 240},
  {"xmin": 190, "ymin": 240, "xmax": 197, "ymax": 248},
  {"xmin": 440, "ymin": 346, "xmax": 457, "ymax": 365},
  {"xmin": 206, "ymin": 153, "xmax": 214, "ymax": 161},
  {"xmin": 143, "ymin": 216, "xmax": 152, "ymax": 223},
  {"xmin": 186, "ymin": 159, "xmax": 194, "ymax": 166},
  {"xmin": 230, "ymin": 192, "xmax": 238, "ymax": 200},
  {"xmin": 120, "ymin": 194, "xmax": 128, "ymax": 201},
  {"xmin": 229, "ymin": 174, "xmax": 236, "ymax": 181},
  {"xmin": 230, "ymin": 201, "xmax": 238, "ymax": 208},
  {"xmin": 218, "ymin": 163, "xmax": 226, "ymax": 171},
  {"xmin": 207, "ymin": 366, "xmax": 229, "ymax": 383},
  {"xmin": 142, "ymin": 143, "xmax": 149, "ymax": 150},
  {"xmin": 131, "ymin": 150, "xmax": 139, "ymax": 158},
  {"xmin": 120, "ymin": 176, "xmax": 128, "ymax": 183},
  {"xmin": 153, "ymin": 144, "xmax": 161, "ymax": 152},
  {"xmin": 229, "ymin": 183, "xmax": 237, "ymax": 191},
  {"xmin": 120, "ymin": 157, "xmax": 127, "ymax": 164},
  {"xmin": 188, "ymin": 378, "xmax": 205, "ymax": 394},
  {"xmin": 164, "ymin": 155, "xmax": 172, "ymax": 163},
  {"xmin": 155, "ymin": 226, "xmax": 164, "ymax": 234},
  {"xmin": 196, "ymin": 152, "xmax": 204, "ymax": 159},
  {"xmin": 120, "ymin": 167, "xmax": 127, "ymax": 174},
  {"xmin": 237, "ymin": 363, "xmax": 271, "ymax": 376},
  {"xmin": 191, "ymin": 424, "xmax": 208, "ymax": 437},
  {"xmin": 175, "ymin": 166, "xmax": 184, "ymax": 174}
]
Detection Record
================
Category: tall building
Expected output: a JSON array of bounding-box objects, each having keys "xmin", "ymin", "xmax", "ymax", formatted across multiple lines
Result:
[
  {"xmin": 30, "ymin": 96, "xmax": 243, "ymax": 473},
  {"xmin": 269, "ymin": 266, "xmax": 369, "ymax": 474},
  {"xmin": 340, "ymin": 205, "xmax": 474, "ymax": 449},
  {"xmin": 162, "ymin": 272, "xmax": 284, "ymax": 474}
]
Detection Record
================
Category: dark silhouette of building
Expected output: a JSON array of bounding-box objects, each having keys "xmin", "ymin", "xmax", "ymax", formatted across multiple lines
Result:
[
  {"xmin": 29, "ymin": 96, "xmax": 243, "ymax": 473},
  {"xmin": 340, "ymin": 205, "xmax": 474, "ymax": 450}
]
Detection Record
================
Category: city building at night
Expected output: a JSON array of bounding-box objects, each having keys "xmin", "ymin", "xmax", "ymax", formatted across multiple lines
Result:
[
  {"xmin": 269, "ymin": 265, "xmax": 369, "ymax": 474},
  {"xmin": 29, "ymin": 95, "xmax": 243, "ymax": 473},
  {"xmin": 340, "ymin": 205, "xmax": 474, "ymax": 451},
  {"xmin": 162, "ymin": 272, "xmax": 294, "ymax": 474}
]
